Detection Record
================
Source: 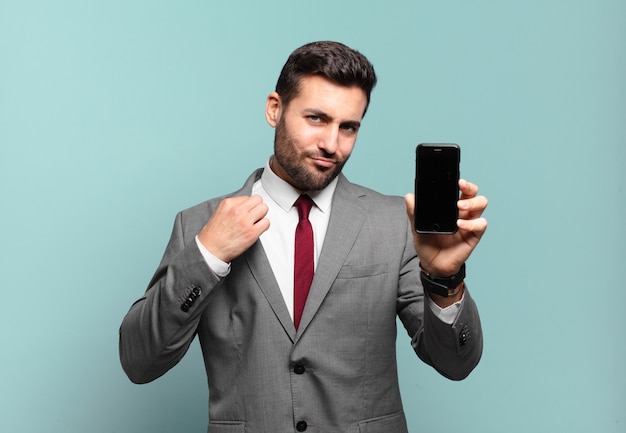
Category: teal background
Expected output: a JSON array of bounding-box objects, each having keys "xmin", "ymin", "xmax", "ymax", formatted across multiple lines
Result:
[{"xmin": 1, "ymin": 0, "xmax": 624, "ymax": 432}]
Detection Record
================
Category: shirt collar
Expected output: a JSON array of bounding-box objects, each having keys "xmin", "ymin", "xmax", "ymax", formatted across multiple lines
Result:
[{"xmin": 260, "ymin": 158, "xmax": 337, "ymax": 213}]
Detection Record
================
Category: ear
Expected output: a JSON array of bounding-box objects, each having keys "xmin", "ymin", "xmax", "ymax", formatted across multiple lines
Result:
[{"xmin": 265, "ymin": 91, "xmax": 282, "ymax": 128}]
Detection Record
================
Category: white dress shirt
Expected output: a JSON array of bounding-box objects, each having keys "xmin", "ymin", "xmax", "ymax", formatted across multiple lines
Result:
[{"xmin": 195, "ymin": 159, "xmax": 463, "ymax": 324}]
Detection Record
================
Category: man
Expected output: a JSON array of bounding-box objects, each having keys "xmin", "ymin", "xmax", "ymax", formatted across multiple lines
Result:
[{"xmin": 120, "ymin": 41, "xmax": 488, "ymax": 432}]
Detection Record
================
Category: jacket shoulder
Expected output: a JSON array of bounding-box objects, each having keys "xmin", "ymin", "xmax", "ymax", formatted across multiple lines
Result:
[
  {"xmin": 178, "ymin": 168, "xmax": 263, "ymax": 218},
  {"xmin": 339, "ymin": 176, "xmax": 406, "ymax": 211}
]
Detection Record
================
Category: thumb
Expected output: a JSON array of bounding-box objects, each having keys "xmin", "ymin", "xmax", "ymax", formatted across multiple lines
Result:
[{"xmin": 404, "ymin": 193, "xmax": 415, "ymax": 220}]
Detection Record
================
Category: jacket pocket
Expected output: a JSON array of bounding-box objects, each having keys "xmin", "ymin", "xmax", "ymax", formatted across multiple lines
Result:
[
  {"xmin": 336, "ymin": 263, "xmax": 387, "ymax": 279},
  {"xmin": 357, "ymin": 411, "xmax": 408, "ymax": 433},
  {"xmin": 207, "ymin": 421, "xmax": 245, "ymax": 433}
]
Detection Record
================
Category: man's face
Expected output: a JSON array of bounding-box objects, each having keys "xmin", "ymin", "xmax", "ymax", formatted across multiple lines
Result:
[{"xmin": 266, "ymin": 75, "xmax": 368, "ymax": 191}]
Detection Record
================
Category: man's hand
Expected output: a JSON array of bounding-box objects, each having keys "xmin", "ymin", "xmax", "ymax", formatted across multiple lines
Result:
[
  {"xmin": 198, "ymin": 195, "xmax": 270, "ymax": 263},
  {"xmin": 405, "ymin": 179, "xmax": 488, "ymax": 277}
]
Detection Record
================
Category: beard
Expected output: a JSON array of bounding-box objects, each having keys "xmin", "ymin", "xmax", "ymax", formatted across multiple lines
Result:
[{"xmin": 273, "ymin": 117, "xmax": 349, "ymax": 191}]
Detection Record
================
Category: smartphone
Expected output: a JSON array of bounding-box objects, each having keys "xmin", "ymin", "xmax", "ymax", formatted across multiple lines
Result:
[{"xmin": 414, "ymin": 143, "xmax": 460, "ymax": 234}]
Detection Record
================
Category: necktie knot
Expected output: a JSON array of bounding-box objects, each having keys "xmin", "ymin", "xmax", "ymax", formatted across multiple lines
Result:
[{"xmin": 295, "ymin": 195, "xmax": 314, "ymax": 221}]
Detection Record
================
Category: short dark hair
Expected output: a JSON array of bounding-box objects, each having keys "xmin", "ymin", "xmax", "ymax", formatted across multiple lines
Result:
[{"xmin": 275, "ymin": 41, "xmax": 377, "ymax": 114}]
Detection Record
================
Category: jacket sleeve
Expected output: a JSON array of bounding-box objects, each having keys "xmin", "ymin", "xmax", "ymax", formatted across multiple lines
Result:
[
  {"xmin": 119, "ymin": 210, "xmax": 222, "ymax": 384},
  {"xmin": 396, "ymin": 219, "xmax": 483, "ymax": 381}
]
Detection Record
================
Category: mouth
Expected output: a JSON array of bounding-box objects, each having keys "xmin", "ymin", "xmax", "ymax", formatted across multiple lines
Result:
[{"xmin": 310, "ymin": 156, "xmax": 336, "ymax": 169}]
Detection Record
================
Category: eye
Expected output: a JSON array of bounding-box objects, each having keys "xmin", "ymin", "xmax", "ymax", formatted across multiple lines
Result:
[
  {"xmin": 307, "ymin": 115, "xmax": 321, "ymax": 123},
  {"xmin": 340, "ymin": 123, "xmax": 359, "ymax": 133}
]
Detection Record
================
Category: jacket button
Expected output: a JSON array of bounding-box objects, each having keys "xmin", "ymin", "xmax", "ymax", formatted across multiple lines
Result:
[
  {"xmin": 296, "ymin": 421, "xmax": 307, "ymax": 431},
  {"xmin": 459, "ymin": 324, "xmax": 471, "ymax": 347},
  {"xmin": 294, "ymin": 363, "xmax": 305, "ymax": 374}
]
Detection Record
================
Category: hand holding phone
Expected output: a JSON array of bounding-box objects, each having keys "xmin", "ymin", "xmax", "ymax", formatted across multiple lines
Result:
[{"xmin": 414, "ymin": 143, "xmax": 460, "ymax": 234}]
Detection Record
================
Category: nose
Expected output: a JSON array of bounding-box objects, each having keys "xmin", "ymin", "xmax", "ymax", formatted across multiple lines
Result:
[{"xmin": 318, "ymin": 126, "xmax": 339, "ymax": 155}]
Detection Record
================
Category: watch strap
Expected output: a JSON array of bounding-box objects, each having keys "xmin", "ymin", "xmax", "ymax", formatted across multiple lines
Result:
[{"xmin": 420, "ymin": 263, "xmax": 466, "ymax": 298}]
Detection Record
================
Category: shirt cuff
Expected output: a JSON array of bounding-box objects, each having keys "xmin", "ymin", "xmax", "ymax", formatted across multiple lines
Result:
[
  {"xmin": 195, "ymin": 236, "xmax": 231, "ymax": 278},
  {"xmin": 426, "ymin": 292, "xmax": 464, "ymax": 325}
]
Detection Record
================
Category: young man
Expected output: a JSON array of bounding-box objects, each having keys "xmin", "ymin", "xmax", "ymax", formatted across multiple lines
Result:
[{"xmin": 120, "ymin": 41, "xmax": 488, "ymax": 433}]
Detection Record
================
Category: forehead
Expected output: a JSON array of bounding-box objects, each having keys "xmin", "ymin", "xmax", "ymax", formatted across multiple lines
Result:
[{"xmin": 288, "ymin": 75, "xmax": 368, "ymax": 120}]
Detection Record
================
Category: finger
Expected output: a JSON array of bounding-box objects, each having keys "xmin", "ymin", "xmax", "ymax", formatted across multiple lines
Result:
[
  {"xmin": 458, "ymin": 179, "xmax": 479, "ymax": 200},
  {"xmin": 240, "ymin": 194, "xmax": 265, "ymax": 212},
  {"xmin": 458, "ymin": 195, "xmax": 489, "ymax": 215},
  {"xmin": 239, "ymin": 196, "xmax": 269, "ymax": 235},
  {"xmin": 457, "ymin": 216, "xmax": 488, "ymax": 234},
  {"xmin": 248, "ymin": 200, "xmax": 269, "ymax": 225},
  {"xmin": 404, "ymin": 193, "xmax": 415, "ymax": 219},
  {"xmin": 253, "ymin": 216, "xmax": 271, "ymax": 236}
]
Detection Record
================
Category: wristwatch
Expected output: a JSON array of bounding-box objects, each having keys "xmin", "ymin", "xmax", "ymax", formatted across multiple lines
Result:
[{"xmin": 420, "ymin": 263, "xmax": 466, "ymax": 298}]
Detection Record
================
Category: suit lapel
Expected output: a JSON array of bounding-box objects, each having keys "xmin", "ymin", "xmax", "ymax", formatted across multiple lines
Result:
[
  {"xmin": 296, "ymin": 175, "xmax": 369, "ymax": 336},
  {"xmin": 244, "ymin": 241, "xmax": 296, "ymax": 342},
  {"xmin": 236, "ymin": 169, "xmax": 297, "ymax": 342}
]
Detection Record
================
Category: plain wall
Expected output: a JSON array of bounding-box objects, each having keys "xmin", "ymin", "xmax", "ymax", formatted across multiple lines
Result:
[{"xmin": 1, "ymin": 1, "xmax": 624, "ymax": 432}]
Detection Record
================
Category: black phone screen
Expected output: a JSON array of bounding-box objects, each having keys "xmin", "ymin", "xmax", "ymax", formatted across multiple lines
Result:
[{"xmin": 414, "ymin": 143, "xmax": 460, "ymax": 234}]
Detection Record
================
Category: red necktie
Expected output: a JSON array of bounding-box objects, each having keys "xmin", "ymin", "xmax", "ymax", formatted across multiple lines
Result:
[{"xmin": 294, "ymin": 195, "xmax": 314, "ymax": 330}]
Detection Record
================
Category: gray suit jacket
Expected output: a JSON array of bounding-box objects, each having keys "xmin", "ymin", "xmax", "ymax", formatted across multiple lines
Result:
[{"xmin": 119, "ymin": 169, "xmax": 483, "ymax": 433}]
